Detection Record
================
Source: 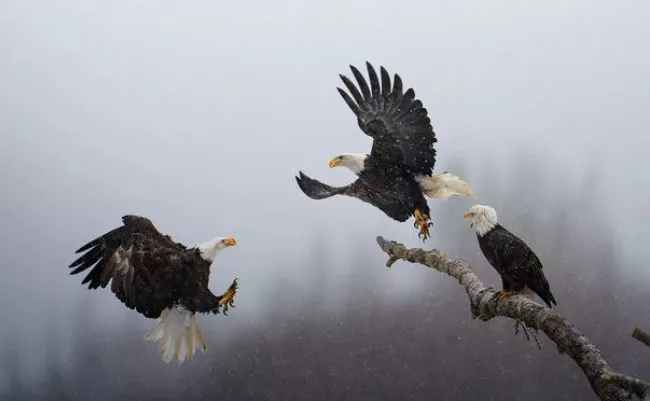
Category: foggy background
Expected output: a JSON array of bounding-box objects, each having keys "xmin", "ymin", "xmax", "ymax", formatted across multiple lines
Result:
[{"xmin": 1, "ymin": 0, "xmax": 649, "ymax": 400}]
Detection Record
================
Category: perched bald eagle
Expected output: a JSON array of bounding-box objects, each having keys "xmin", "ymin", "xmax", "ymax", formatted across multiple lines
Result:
[
  {"xmin": 464, "ymin": 205, "xmax": 557, "ymax": 308},
  {"xmin": 296, "ymin": 62, "xmax": 474, "ymax": 240},
  {"xmin": 68, "ymin": 215, "xmax": 239, "ymax": 364}
]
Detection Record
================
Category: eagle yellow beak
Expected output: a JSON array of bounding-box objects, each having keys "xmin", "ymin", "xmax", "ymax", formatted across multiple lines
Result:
[
  {"xmin": 223, "ymin": 237, "xmax": 237, "ymax": 247},
  {"xmin": 464, "ymin": 212, "xmax": 475, "ymax": 228},
  {"xmin": 329, "ymin": 157, "xmax": 341, "ymax": 168}
]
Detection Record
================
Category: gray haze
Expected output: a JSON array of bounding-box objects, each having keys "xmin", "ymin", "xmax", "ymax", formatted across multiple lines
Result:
[{"xmin": 1, "ymin": 0, "xmax": 649, "ymax": 399}]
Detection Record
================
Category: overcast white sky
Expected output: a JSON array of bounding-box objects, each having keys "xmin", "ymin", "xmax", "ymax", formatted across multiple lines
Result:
[{"xmin": 1, "ymin": 0, "xmax": 649, "ymax": 384}]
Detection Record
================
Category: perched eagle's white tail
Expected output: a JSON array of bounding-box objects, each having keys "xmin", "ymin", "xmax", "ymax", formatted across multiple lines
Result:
[
  {"xmin": 144, "ymin": 306, "xmax": 207, "ymax": 365},
  {"xmin": 417, "ymin": 172, "xmax": 475, "ymax": 199}
]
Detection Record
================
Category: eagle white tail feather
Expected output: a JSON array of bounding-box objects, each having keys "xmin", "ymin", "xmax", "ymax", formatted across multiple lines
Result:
[
  {"xmin": 144, "ymin": 306, "xmax": 207, "ymax": 365},
  {"xmin": 417, "ymin": 172, "xmax": 475, "ymax": 199}
]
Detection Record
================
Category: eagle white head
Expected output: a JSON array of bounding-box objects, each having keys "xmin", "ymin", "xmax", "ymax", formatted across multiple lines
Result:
[
  {"xmin": 328, "ymin": 153, "xmax": 367, "ymax": 174},
  {"xmin": 197, "ymin": 237, "xmax": 237, "ymax": 263},
  {"xmin": 464, "ymin": 205, "xmax": 498, "ymax": 236}
]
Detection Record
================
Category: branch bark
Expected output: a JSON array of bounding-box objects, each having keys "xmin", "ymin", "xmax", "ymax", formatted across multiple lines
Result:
[
  {"xmin": 376, "ymin": 236, "xmax": 649, "ymax": 401},
  {"xmin": 633, "ymin": 328, "xmax": 650, "ymax": 347}
]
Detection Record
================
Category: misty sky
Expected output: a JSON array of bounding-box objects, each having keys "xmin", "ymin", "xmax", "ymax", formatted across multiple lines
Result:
[{"xmin": 1, "ymin": 0, "xmax": 649, "ymax": 394}]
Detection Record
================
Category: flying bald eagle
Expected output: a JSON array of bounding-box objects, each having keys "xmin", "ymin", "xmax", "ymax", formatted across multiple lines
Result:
[
  {"xmin": 464, "ymin": 205, "xmax": 557, "ymax": 308},
  {"xmin": 295, "ymin": 62, "xmax": 474, "ymax": 240},
  {"xmin": 68, "ymin": 215, "xmax": 239, "ymax": 364}
]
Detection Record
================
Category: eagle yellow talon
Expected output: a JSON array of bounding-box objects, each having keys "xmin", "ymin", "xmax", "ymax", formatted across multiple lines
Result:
[
  {"xmin": 493, "ymin": 289, "xmax": 516, "ymax": 302},
  {"xmin": 218, "ymin": 278, "xmax": 238, "ymax": 315},
  {"xmin": 413, "ymin": 209, "xmax": 432, "ymax": 241}
]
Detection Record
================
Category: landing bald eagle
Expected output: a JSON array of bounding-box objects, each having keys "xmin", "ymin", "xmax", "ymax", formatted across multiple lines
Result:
[
  {"xmin": 464, "ymin": 205, "xmax": 557, "ymax": 308},
  {"xmin": 296, "ymin": 62, "xmax": 474, "ymax": 240},
  {"xmin": 68, "ymin": 215, "xmax": 239, "ymax": 364}
]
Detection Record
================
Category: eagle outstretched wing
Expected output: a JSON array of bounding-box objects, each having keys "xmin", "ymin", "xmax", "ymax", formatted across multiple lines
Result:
[
  {"xmin": 337, "ymin": 62, "xmax": 437, "ymax": 176},
  {"xmin": 295, "ymin": 171, "xmax": 348, "ymax": 200},
  {"xmin": 69, "ymin": 215, "xmax": 190, "ymax": 315},
  {"xmin": 295, "ymin": 171, "xmax": 415, "ymax": 222}
]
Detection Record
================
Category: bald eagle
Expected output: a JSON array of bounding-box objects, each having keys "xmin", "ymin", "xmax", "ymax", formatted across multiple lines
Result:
[
  {"xmin": 296, "ymin": 62, "xmax": 474, "ymax": 240},
  {"xmin": 464, "ymin": 205, "xmax": 557, "ymax": 308},
  {"xmin": 68, "ymin": 215, "xmax": 239, "ymax": 364}
]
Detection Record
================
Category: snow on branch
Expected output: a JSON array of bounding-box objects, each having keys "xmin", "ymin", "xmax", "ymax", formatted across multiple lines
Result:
[
  {"xmin": 376, "ymin": 236, "xmax": 649, "ymax": 401},
  {"xmin": 633, "ymin": 328, "xmax": 650, "ymax": 348}
]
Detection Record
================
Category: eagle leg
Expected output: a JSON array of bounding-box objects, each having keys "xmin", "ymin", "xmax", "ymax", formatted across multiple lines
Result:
[
  {"xmin": 493, "ymin": 289, "xmax": 517, "ymax": 302},
  {"xmin": 218, "ymin": 278, "xmax": 239, "ymax": 316},
  {"xmin": 413, "ymin": 209, "xmax": 433, "ymax": 241}
]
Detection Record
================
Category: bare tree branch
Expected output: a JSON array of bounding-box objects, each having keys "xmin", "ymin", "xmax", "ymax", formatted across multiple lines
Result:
[
  {"xmin": 376, "ymin": 236, "xmax": 650, "ymax": 401},
  {"xmin": 633, "ymin": 328, "xmax": 650, "ymax": 347}
]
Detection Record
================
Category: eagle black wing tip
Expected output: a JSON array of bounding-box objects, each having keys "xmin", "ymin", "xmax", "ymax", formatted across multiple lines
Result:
[
  {"xmin": 295, "ymin": 172, "xmax": 309, "ymax": 188},
  {"xmin": 73, "ymin": 239, "xmax": 100, "ymax": 254},
  {"xmin": 338, "ymin": 74, "xmax": 354, "ymax": 87}
]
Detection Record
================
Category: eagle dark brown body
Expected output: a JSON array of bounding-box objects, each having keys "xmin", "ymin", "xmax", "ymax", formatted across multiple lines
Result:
[{"xmin": 69, "ymin": 215, "xmax": 238, "ymax": 364}]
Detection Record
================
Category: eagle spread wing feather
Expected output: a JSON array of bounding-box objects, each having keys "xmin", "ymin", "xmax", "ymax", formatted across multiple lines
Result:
[
  {"xmin": 69, "ymin": 215, "xmax": 240, "ymax": 365},
  {"xmin": 69, "ymin": 215, "xmax": 196, "ymax": 317},
  {"xmin": 295, "ymin": 171, "xmax": 415, "ymax": 222},
  {"xmin": 295, "ymin": 171, "xmax": 348, "ymax": 200},
  {"xmin": 344, "ymin": 178, "xmax": 415, "ymax": 222},
  {"xmin": 337, "ymin": 62, "xmax": 437, "ymax": 176},
  {"xmin": 295, "ymin": 62, "xmax": 446, "ymax": 239}
]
